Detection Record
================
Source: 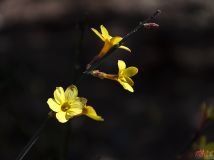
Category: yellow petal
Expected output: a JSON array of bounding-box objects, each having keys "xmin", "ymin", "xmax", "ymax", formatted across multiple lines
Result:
[
  {"xmin": 69, "ymin": 97, "xmax": 87, "ymax": 106},
  {"xmin": 79, "ymin": 97, "xmax": 87, "ymax": 105},
  {"xmin": 65, "ymin": 85, "xmax": 78, "ymax": 101},
  {"xmin": 110, "ymin": 36, "xmax": 122, "ymax": 45},
  {"xmin": 123, "ymin": 67, "xmax": 138, "ymax": 77},
  {"xmin": 100, "ymin": 25, "xmax": 110, "ymax": 40},
  {"xmin": 66, "ymin": 107, "xmax": 82, "ymax": 118},
  {"xmin": 83, "ymin": 106, "xmax": 104, "ymax": 121},
  {"xmin": 47, "ymin": 98, "xmax": 61, "ymax": 112},
  {"xmin": 91, "ymin": 28, "xmax": 105, "ymax": 41},
  {"xmin": 118, "ymin": 60, "xmax": 126, "ymax": 71},
  {"xmin": 54, "ymin": 87, "xmax": 65, "ymax": 104},
  {"xmin": 119, "ymin": 45, "xmax": 131, "ymax": 52},
  {"xmin": 56, "ymin": 111, "xmax": 68, "ymax": 123},
  {"xmin": 125, "ymin": 77, "xmax": 134, "ymax": 86},
  {"xmin": 118, "ymin": 79, "xmax": 134, "ymax": 92},
  {"xmin": 67, "ymin": 97, "xmax": 86, "ymax": 115},
  {"xmin": 98, "ymin": 41, "xmax": 112, "ymax": 58}
]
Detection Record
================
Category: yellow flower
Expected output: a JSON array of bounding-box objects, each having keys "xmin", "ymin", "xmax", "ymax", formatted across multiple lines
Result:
[
  {"xmin": 47, "ymin": 85, "xmax": 103, "ymax": 123},
  {"xmin": 91, "ymin": 25, "xmax": 131, "ymax": 58},
  {"xmin": 90, "ymin": 60, "xmax": 138, "ymax": 92},
  {"xmin": 117, "ymin": 60, "xmax": 138, "ymax": 92}
]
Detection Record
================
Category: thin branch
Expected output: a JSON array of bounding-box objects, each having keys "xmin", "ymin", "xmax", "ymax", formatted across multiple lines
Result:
[
  {"xmin": 16, "ymin": 116, "xmax": 50, "ymax": 160},
  {"xmin": 121, "ymin": 10, "xmax": 161, "ymax": 43}
]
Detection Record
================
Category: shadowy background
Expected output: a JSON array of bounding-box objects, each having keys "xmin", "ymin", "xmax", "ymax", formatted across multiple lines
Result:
[{"xmin": 0, "ymin": 0, "xmax": 214, "ymax": 160}]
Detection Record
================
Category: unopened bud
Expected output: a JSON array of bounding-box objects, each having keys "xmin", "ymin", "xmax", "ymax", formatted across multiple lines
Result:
[{"xmin": 143, "ymin": 23, "xmax": 159, "ymax": 29}]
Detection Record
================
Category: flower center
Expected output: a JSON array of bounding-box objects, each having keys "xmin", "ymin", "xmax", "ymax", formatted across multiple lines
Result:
[
  {"xmin": 61, "ymin": 102, "xmax": 70, "ymax": 112},
  {"xmin": 119, "ymin": 75, "xmax": 126, "ymax": 82}
]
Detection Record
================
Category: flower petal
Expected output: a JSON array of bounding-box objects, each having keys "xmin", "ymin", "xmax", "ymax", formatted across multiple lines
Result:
[
  {"xmin": 110, "ymin": 36, "xmax": 122, "ymax": 45},
  {"xmin": 98, "ymin": 41, "xmax": 112, "ymax": 58},
  {"xmin": 100, "ymin": 25, "xmax": 110, "ymax": 40},
  {"xmin": 118, "ymin": 79, "xmax": 134, "ymax": 92},
  {"xmin": 125, "ymin": 77, "xmax": 134, "ymax": 86},
  {"xmin": 56, "ymin": 112, "xmax": 68, "ymax": 123},
  {"xmin": 83, "ymin": 106, "xmax": 104, "ymax": 121},
  {"xmin": 67, "ymin": 97, "xmax": 87, "ymax": 116},
  {"xmin": 69, "ymin": 97, "xmax": 87, "ymax": 106},
  {"xmin": 119, "ymin": 45, "xmax": 131, "ymax": 52},
  {"xmin": 118, "ymin": 60, "xmax": 126, "ymax": 72},
  {"xmin": 65, "ymin": 85, "xmax": 78, "ymax": 101},
  {"xmin": 66, "ymin": 106, "xmax": 83, "ymax": 120},
  {"xmin": 54, "ymin": 87, "xmax": 65, "ymax": 104},
  {"xmin": 67, "ymin": 105, "xmax": 83, "ymax": 115},
  {"xmin": 123, "ymin": 67, "xmax": 138, "ymax": 77},
  {"xmin": 79, "ymin": 97, "xmax": 87, "ymax": 105},
  {"xmin": 91, "ymin": 28, "xmax": 105, "ymax": 41},
  {"xmin": 47, "ymin": 98, "xmax": 61, "ymax": 112}
]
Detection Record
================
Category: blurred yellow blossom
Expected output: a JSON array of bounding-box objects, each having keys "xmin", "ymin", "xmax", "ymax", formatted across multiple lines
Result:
[
  {"xmin": 91, "ymin": 60, "xmax": 138, "ymax": 92},
  {"xmin": 91, "ymin": 25, "xmax": 131, "ymax": 58},
  {"xmin": 47, "ymin": 85, "xmax": 103, "ymax": 123},
  {"xmin": 201, "ymin": 103, "xmax": 214, "ymax": 120},
  {"xmin": 194, "ymin": 136, "xmax": 214, "ymax": 151}
]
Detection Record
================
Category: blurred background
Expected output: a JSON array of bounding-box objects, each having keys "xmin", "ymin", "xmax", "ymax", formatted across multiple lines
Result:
[{"xmin": 1, "ymin": 0, "xmax": 214, "ymax": 159}]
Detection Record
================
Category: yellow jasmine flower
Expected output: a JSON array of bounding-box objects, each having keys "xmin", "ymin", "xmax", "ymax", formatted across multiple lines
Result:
[
  {"xmin": 91, "ymin": 25, "xmax": 131, "ymax": 58},
  {"xmin": 47, "ymin": 85, "xmax": 103, "ymax": 123},
  {"xmin": 116, "ymin": 60, "xmax": 138, "ymax": 92},
  {"xmin": 91, "ymin": 60, "xmax": 138, "ymax": 92}
]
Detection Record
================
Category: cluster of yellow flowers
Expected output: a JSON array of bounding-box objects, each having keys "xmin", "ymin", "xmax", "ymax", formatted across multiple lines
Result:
[
  {"xmin": 47, "ymin": 25, "xmax": 138, "ymax": 123},
  {"xmin": 90, "ymin": 25, "xmax": 138, "ymax": 92}
]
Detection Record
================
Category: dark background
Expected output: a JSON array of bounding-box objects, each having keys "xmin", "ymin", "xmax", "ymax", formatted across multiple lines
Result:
[{"xmin": 0, "ymin": 0, "xmax": 214, "ymax": 160}]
